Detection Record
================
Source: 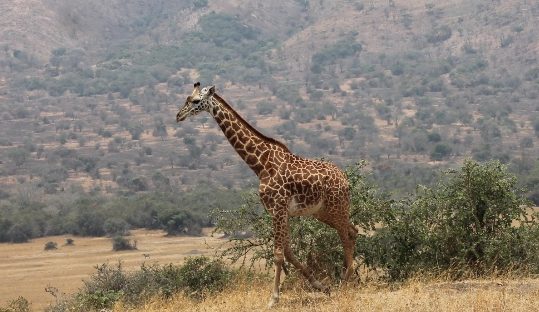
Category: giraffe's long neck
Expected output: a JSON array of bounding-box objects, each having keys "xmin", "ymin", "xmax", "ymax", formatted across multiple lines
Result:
[{"xmin": 209, "ymin": 94, "xmax": 289, "ymax": 177}]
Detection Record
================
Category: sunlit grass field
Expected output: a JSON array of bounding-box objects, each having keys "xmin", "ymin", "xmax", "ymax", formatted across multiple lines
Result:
[
  {"xmin": 3, "ymin": 227, "xmax": 539, "ymax": 311},
  {"xmin": 118, "ymin": 277, "xmax": 539, "ymax": 312},
  {"xmin": 0, "ymin": 229, "xmax": 222, "ymax": 310}
]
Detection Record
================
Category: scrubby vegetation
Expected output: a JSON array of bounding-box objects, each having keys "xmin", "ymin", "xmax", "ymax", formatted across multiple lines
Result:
[
  {"xmin": 44, "ymin": 241, "xmax": 58, "ymax": 251},
  {"xmin": 363, "ymin": 160, "xmax": 539, "ymax": 280},
  {"xmin": 0, "ymin": 297, "xmax": 31, "ymax": 312},
  {"xmin": 215, "ymin": 160, "xmax": 539, "ymax": 282},
  {"xmin": 44, "ymin": 257, "xmax": 232, "ymax": 311},
  {"xmin": 111, "ymin": 236, "xmax": 137, "ymax": 251}
]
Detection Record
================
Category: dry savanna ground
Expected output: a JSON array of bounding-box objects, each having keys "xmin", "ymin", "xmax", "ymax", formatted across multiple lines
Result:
[
  {"xmin": 0, "ymin": 229, "xmax": 223, "ymax": 311},
  {"xmin": 2, "ymin": 228, "xmax": 539, "ymax": 311},
  {"xmin": 122, "ymin": 278, "xmax": 539, "ymax": 312}
]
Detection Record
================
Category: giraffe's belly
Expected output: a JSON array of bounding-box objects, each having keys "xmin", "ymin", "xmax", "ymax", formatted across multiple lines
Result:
[{"xmin": 288, "ymin": 198, "xmax": 324, "ymax": 217}]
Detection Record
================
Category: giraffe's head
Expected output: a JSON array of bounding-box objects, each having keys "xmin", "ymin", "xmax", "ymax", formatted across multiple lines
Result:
[{"xmin": 176, "ymin": 82, "xmax": 216, "ymax": 122}]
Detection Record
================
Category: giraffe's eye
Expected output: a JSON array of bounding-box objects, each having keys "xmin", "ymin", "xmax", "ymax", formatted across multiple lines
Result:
[{"xmin": 192, "ymin": 99, "xmax": 201, "ymax": 104}]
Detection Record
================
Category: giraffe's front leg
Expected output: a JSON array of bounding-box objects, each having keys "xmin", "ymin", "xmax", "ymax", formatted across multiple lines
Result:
[
  {"xmin": 268, "ymin": 211, "xmax": 287, "ymax": 308},
  {"xmin": 268, "ymin": 250, "xmax": 284, "ymax": 308}
]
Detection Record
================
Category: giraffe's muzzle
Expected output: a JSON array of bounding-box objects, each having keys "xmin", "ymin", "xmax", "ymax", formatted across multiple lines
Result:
[{"xmin": 176, "ymin": 110, "xmax": 188, "ymax": 122}]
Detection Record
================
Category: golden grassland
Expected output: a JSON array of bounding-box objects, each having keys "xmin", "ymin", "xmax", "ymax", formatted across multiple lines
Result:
[
  {"xmin": 0, "ymin": 229, "xmax": 223, "ymax": 311},
  {"xmin": 118, "ymin": 276, "xmax": 539, "ymax": 312},
  {"xmin": 3, "ymin": 228, "xmax": 539, "ymax": 311}
]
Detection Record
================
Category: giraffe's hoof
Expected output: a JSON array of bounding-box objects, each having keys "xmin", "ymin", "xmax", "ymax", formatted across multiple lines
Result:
[{"xmin": 267, "ymin": 296, "xmax": 279, "ymax": 308}]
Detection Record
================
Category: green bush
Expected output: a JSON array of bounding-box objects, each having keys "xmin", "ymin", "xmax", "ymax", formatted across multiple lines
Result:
[
  {"xmin": 256, "ymin": 101, "xmax": 274, "ymax": 115},
  {"xmin": 76, "ymin": 262, "xmax": 127, "ymax": 310},
  {"xmin": 430, "ymin": 143, "xmax": 452, "ymax": 161},
  {"xmin": 363, "ymin": 160, "xmax": 538, "ymax": 280},
  {"xmin": 44, "ymin": 241, "xmax": 58, "ymax": 250},
  {"xmin": 426, "ymin": 25, "xmax": 452, "ymax": 44},
  {"xmin": 193, "ymin": 0, "xmax": 208, "ymax": 9},
  {"xmin": 176, "ymin": 256, "xmax": 232, "ymax": 298},
  {"xmin": 198, "ymin": 13, "xmax": 259, "ymax": 46},
  {"xmin": 111, "ymin": 236, "xmax": 137, "ymax": 251},
  {"xmin": 48, "ymin": 258, "xmax": 232, "ymax": 311},
  {"xmin": 104, "ymin": 218, "xmax": 130, "ymax": 237},
  {"xmin": 0, "ymin": 297, "xmax": 30, "ymax": 312}
]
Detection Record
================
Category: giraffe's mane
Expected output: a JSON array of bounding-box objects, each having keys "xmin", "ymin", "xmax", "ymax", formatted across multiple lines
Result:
[{"xmin": 213, "ymin": 93, "xmax": 290, "ymax": 153}]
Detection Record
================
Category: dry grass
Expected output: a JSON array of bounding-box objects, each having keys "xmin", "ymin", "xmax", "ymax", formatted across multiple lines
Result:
[
  {"xmin": 116, "ymin": 277, "xmax": 539, "ymax": 312},
  {"xmin": 3, "ymin": 228, "xmax": 539, "ymax": 311},
  {"xmin": 0, "ymin": 229, "xmax": 222, "ymax": 310}
]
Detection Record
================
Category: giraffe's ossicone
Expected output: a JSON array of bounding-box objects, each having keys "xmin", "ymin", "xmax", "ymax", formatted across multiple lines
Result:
[{"xmin": 176, "ymin": 82, "xmax": 357, "ymax": 307}]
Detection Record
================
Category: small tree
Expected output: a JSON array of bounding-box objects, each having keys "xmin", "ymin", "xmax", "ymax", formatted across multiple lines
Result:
[
  {"xmin": 112, "ymin": 236, "xmax": 137, "ymax": 251},
  {"xmin": 7, "ymin": 148, "xmax": 29, "ymax": 168},
  {"xmin": 104, "ymin": 218, "xmax": 130, "ymax": 237},
  {"xmin": 363, "ymin": 160, "xmax": 538, "ymax": 280},
  {"xmin": 430, "ymin": 143, "xmax": 452, "ymax": 161},
  {"xmin": 44, "ymin": 241, "xmax": 58, "ymax": 250}
]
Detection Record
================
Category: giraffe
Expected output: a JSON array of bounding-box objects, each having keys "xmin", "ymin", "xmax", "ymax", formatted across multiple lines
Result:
[{"xmin": 176, "ymin": 82, "xmax": 357, "ymax": 307}]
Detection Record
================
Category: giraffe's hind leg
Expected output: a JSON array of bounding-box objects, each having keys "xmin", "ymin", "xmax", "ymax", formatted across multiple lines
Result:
[
  {"xmin": 316, "ymin": 212, "xmax": 357, "ymax": 281},
  {"xmin": 284, "ymin": 244, "xmax": 330, "ymax": 294},
  {"xmin": 342, "ymin": 223, "xmax": 357, "ymax": 280}
]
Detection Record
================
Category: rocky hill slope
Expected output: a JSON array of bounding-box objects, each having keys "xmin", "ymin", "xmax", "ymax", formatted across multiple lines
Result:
[{"xmin": 0, "ymin": 0, "xmax": 538, "ymax": 202}]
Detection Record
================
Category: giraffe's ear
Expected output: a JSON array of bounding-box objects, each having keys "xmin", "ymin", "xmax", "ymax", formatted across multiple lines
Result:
[
  {"xmin": 194, "ymin": 82, "xmax": 201, "ymax": 88},
  {"xmin": 208, "ymin": 85, "xmax": 215, "ymax": 96}
]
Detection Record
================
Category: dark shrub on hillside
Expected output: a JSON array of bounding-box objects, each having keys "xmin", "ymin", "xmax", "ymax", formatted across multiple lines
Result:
[
  {"xmin": 426, "ymin": 25, "xmax": 452, "ymax": 44},
  {"xmin": 430, "ymin": 143, "xmax": 452, "ymax": 161}
]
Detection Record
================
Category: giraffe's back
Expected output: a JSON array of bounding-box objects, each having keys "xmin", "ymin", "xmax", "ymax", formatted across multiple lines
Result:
[{"xmin": 259, "ymin": 155, "xmax": 349, "ymax": 218}]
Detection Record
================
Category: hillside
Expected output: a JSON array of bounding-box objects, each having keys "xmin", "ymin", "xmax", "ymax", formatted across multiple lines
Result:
[{"xmin": 0, "ymin": 0, "xmax": 538, "ymax": 214}]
